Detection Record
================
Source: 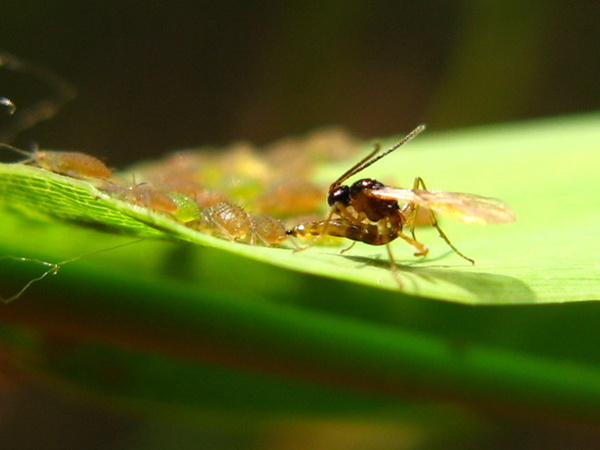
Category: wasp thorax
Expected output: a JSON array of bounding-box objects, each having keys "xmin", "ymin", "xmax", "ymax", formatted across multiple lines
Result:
[{"xmin": 349, "ymin": 178, "xmax": 385, "ymax": 196}]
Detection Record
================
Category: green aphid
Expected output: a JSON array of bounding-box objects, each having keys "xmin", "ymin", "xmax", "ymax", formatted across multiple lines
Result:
[{"xmin": 167, "ymin": 193, "xmax": 200, "ymax": 223}]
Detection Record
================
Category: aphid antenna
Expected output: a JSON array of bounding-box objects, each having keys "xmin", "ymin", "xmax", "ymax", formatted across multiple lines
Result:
[
  {"xmin": 129, "ymin": 173, "xmax": 149, "ymax": 188},
  {"xmin": 0, "ymin": 142, "xmax": 35, "ymax": 163},
  {"xmin": 0, "ymin": 52, "xmax": 76, "ymax": 106},
  {"xmin": 330, "ymin": 124, "xmax": 426, "ymax": 191},
  {"xmin": 0, "ymin": 52, "xmax": 77, "ymax": 142}
]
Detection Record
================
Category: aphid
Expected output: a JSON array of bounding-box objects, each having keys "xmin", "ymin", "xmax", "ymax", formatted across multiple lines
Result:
[
  {"xmin": 193, "ymin": 189, "xmax": 228, "ymax": 208},
  {"xmin": 0, "ymin": 144, "xmax": 112, "ymax": 179},
  {"xmin": 198, "ymin": 201, "xmax": 285, "ymax": 246},
  {"xmin": 101, "ymin": 181, "xmax": 180, "ymax": 214},
  {"xmin": 248, "ymin": 215, "xmax": 287, "ymax": 245},
  {"xmin": 166, "ymin": 192, "xmax": 200, "ymax": 223},
  {"xmin": 0, "ymin": 52, "xmax": 76, "ymax": 142},
  {"xmin": 126, "ymin": 183, "xmax": 178, "ymax": 213},
  {"xmin": 287, "ymin": 125, "xmax": 516, "ymax": 285},
  {"xmin": 255, "ymin": 179, "xmax": 323, "ymax": 217},
  {"xmin": 150, "ymin": 178, "xmax": 206, "ymax": 198},
  {"xmin": 200, "ymin": 201, "xmax": 252, "ymax": 240},
  {"xmin": 150, "ymin": 178, "xmax": 227, "ymax": 208}
]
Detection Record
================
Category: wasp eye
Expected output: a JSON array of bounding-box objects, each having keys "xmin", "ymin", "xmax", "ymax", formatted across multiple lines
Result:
[{"xmin": 327, "ymin": 185, "xmax": 350, "ymax": 206}]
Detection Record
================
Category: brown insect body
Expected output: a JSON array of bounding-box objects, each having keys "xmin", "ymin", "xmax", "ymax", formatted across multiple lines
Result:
[
  {"xmin": 128, "ymin": 183, "xmax": 178, "ymax": 213},
  {"xmin": 146, "ymin": 177, "xmax": 227, "ymax": 208},
  {"xmin": 200, "ymin": 201, "xmax": 251, "ymax": 239},
  {"xmin": 200, "ymin": 201, "xmax": 286, "ymax": 246},
  {"xmin": 333, "ymin": 178, "xmax": 403, "ymax": 226},
  {"xmin": 100, "ymin": 181, "xmax": 179, "ymax": 215},
  {"xmin": 249, "ymin": 215, "xmax": 287, "ymax": 245},
  {"xmin": 290, "ymin": 218, "xmax": 396, "ymax": 246},
  {"xmin": 1, "ymin": 144, "xmax": 112, "ymax": 179},
  {"xmin": 35, "ymin": 150, "xmax": 112, "ymax": 179}
]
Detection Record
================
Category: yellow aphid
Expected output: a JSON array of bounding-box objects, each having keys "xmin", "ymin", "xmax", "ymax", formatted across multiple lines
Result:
[
  {"xmin": 200, "ymin": 201, "xmax": 251, "ymax": 240},
  {"xmin": 2, "ymin": 144, "xmax": 112, "ymax": 179}
]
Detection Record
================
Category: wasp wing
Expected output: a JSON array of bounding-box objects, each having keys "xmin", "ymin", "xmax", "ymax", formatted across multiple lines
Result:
[{"xmin": 373, "ymin": 188, "xmax": 516, "ymax": 224}]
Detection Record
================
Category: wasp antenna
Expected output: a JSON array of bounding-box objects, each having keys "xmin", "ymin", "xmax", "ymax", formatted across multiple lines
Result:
[
  {"xmin": 329, "ymin": 125, "xmax": 425, "ymax": 192},
  {"xmin": 356, "ymin": 124, "xmax": 425, "ymax": 174},
  {"xmin": 330, "ymin": 142, "xmax": 383, "ymax": 191}
]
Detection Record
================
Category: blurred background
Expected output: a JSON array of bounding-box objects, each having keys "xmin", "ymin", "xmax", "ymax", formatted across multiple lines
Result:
[
  {"xmin": 2, "ymin": 1, "xmax": 600, "ymax": 449},
  {"xmin": 1, "ymin": 1, "xmax": 599, "ymax": 166}
]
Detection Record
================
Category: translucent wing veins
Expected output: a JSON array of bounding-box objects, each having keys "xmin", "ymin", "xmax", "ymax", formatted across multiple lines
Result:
[{"xmin": 373, "ymin": 187, "xmax": 516, "ymax": 224}]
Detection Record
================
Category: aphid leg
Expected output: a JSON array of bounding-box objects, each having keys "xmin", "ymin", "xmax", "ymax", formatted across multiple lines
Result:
[
  {"xmin": 413, "ymin": 177, "xmax": 475, "ymax": 264},
  {"xmin": 0, "ymin": 257, "xmax": 60, "ymax": 304},
  {"xmin": 291, "ymin": 243, "xmax": 310, "ymax": 253},
  {"xmin": 287, "ymin": 234, "xmax": 306, "ymax": 252},
  {"xmin": 247, "ymin": 216, "xmax": 287, "ymax": 246},
  {"xmin": 1, "ymin": 239, "xmax": 145, "ymax": 304},
  {"xmin": 209, "ymin": 221, "xmax": 239, "ymax": 241}
]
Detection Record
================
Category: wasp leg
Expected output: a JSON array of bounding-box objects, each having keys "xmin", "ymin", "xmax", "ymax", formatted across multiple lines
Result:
[
  {"xmin": 395, "ymin": 230, "xmax": 429, "ymax": 257},
  {"xmin": 384, "ymin": 243, "xmax": 404, "ymax": 288},
  {"xmin": 339, "ymin": 241, "xmax": 356, "ymax": 254},
  {"xmin": 412, "ymin": 176, "xmax": 474, "ymax": 264}
]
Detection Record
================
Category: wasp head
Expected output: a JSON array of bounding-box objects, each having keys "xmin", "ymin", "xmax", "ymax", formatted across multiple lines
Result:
[{"xmin": 327, "ymin": 185, "xmax": 350, "ymax": 207}]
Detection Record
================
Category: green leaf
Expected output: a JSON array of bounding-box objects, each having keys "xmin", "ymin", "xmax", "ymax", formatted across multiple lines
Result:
[
  {"xmin": 1, "ymin": 115, "xmax": 600, "ymax": 420},
  {"xmin": 1, "ymin": 114, "xmax": 598, "ymax": 304}
]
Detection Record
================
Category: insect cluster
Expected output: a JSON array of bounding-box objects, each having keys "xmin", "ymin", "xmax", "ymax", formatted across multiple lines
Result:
[
  {"xmin": 1, "ymin": 52, "xmax": 517, "ymax": 292},
  {"xmin": 1, "ymin": 127, "xmax": 360, "ymax": 247},
  {"xmin": 2, "ymin": 125, "xmax": 515, "ymax": 266},
  {"xmin": 101, "ymin": 128, "xmax": 359, "ymax": 245}
]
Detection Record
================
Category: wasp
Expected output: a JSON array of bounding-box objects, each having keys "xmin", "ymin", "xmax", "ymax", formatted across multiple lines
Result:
[{"xmin": 287, "ymin": 125, "xmax": 516, "ymax": 284}]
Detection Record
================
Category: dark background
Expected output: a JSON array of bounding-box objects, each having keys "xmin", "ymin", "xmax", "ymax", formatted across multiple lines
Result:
[
  {"xmin": 2, "ymin": 1, "xmax": 599, "ymax": 167},
  {"xmin": 2, "ymin": 2, "xmax": 600, "ymax": 449}
]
